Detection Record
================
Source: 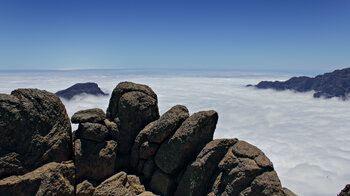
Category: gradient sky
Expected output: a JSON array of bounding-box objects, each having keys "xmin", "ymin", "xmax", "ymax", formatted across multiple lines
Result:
[{"xmin": 0, "ymin": 0, "xmax": 349, "ymax": 72}]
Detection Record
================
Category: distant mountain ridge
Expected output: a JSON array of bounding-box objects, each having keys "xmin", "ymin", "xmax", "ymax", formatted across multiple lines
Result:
[
  {"xmin": 56, "ymin": 82, "xmax": 108, "ymax": 100},
  {"xmin": 251, "ymin": 67, "xmax": 350, "ymax": 99}
]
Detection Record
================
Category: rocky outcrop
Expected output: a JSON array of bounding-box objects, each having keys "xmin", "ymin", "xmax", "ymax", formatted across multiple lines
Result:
[
  {"xmin": 0, "ymin": 81, "xmax": 296, "ymax": 196},
  {"xmin": 74, "ymin": 139, "xmax": 117, "ymax": 182},
  {"xmin": 106, "ymin": 82, "xmax": 160, "ymax": 170},
  {"xmin": 251, "ymin": 67, "xmax": 350, "ymax": 99},
  {"xmin": 56, "ymin": 82, "xmax": 108, "ymax": 100},
  {"xmin": 0, "ymin": 161, "xmax": 75, "ymax": 196},
  {"xmin": 155, "ymin": 110, "xmax": 218, "ymax": 175},
  {"xmin": 339, "ymin": 184, "xmax": 350, "ymax": 196},
  {"xmin": 175, "ymin": 139, "xmax": 238, "ymax": 196},
  {"xmin": 71, "ymin": 108, "xmax": 106, "ymax": 124},
  {"xmin": 0, "ymin": 89, "xmax": 73, "ymax": 178},
  {"xmin": 93, "ymin": 172, "xmax": 146, "ymax": 196}
]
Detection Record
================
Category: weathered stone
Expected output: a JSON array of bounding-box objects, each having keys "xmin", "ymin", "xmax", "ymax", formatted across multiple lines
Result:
[
  {"xmin": 131, "ymin": 105, "xmax": 189, "ymax": 168},
  {"xmin": 106, "ymin": 81, "xmax": 158, "ymax": 121},
  {"xmin": 117, "ymin": 91, "xmax": 159, "ymax": 154},
  {"xmin": 149, "ymin": 169, "xmax": 175, "ymax": 196},
  {"xmin": 71, "ymin": 108, "xmax": 106, "ymax": 124},
  {"xmin": 76, "ymin": 180, "xmax": 95, "ymax": 196},
  {"xmin": 0, "ymin": 161, "xmax": 75, "ymax": 196},
  {"xmin": 175, "ymin": 139, "xmax": 237, "ymax": 196},
  {"xmin": 283, "ymin": 188, "xmax": 298, "ymax": 196},
  {"xmin": 136, "ymin": 105, "xmax": 189, "ymax": 144},
  {"xmin": 240, "ymin": 171, "xmax": 285, "ymax": 196},
  {"xmin": 232, "ymin": 140, "xmax": 273, "ymax": 169},
  {"xmin": 139, "ymin": 142, "xmax": 159, "ymax": 160},
  {"xmin": 104, "ymin": 119, "xmax": 119, "ymax": 140},
  {"xmin": 207, "ymin": 140, "xmax": 286, "ymax": 196},
  {"xmin": 93, "ymin": 171, "xmax": 146, "ymax": 196},
  {"xmin": 75, "ymin": 122, "xmax": 109, "ymax": 142},
  {"xmin": 155, "ymin": 110, "xmax": 218, "ymax": 175},
  {"xmin": 0, "ymin": 89, "xmax": 73, "ymax": 178},
  {"xmin": 74, "ymin": 139, "xmax": 117, "ymax": 181}
]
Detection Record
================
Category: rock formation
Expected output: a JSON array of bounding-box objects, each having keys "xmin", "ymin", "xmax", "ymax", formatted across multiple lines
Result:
[
  {"xmin": 56, "ymin": 82, "xmax": 108, "ymax": 100},
  {"xmin": 0, "ymin": 81, "xmax": 296, "ymax": 195},
  {"xmin": 250, "ymin": 67, "xmax": 350, "ymax": 99}
]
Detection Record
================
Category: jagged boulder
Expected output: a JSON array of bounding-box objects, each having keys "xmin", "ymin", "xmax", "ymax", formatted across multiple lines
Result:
[
  {"xmin": 175, "ymin": 139, "xmax": 238, "ymax": 196},
  {"xmin": 107, "ymin": 82, "xmax": 160, "ymax": 155},
  {"xmin": 130, "ymin": 105, "xmax": 189, "ymax": 169},
  {"xmin": 106, "ymin": 81, "xmax": 158, "ymax": 121},
  {"xmin": 93, "ymin": 171, "xmax": 147, "ymax": 196},
  {"xmin": 0, "ymin": 161, "xmax": 75, "ymax": 196},
  {"xmin": 207, "ymin": 140, "xmax": 287, "ymax": 196},
  {"xmin": 74, "ymin": 139, "xmax": 117, "ymax": 182},
  {"xmin": 155, "ymin": 110, "xmax": 218, "ymax": 175},
  {"xmin": 76, "ymin": 180, "xmax": 95, "ymax": 196},
  {"xmin": 0, "ymin": 89, "xmax": 73, "ymax": 178},
  {"xmin": 71, "ymin": 108, "xmax": 106, "ymax": 124},
  {"xmin": 75, "ymin": 123, "xmax": 109, "ymax": 142}
]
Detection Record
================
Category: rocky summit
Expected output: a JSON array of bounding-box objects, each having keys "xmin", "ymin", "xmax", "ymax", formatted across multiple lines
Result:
[
  {"xmin": 250, "ymin": 67, "xmax": 350, "ymax": 100},
  {"xmin": 0, "ymin": 81, "xmax": 301, "ymax": 196},
  {"xmin": 56, "ymin": 82, "xmax": 108, "ymax": 100}
]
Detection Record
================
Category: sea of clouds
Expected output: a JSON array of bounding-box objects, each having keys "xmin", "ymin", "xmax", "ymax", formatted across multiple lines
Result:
[{"xmin": 1, "ymin": 69, "xmax": 349, "ymax": 196}]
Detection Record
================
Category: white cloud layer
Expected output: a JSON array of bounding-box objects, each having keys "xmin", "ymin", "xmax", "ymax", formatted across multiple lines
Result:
[{"xmin": 1, "ymin": 70, "xmax": 349, "ymax": 196}]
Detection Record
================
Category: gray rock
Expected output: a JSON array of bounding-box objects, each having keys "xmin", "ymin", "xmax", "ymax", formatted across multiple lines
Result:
[
  {"xmin": 155, "ymin": 110, "xmax": 218, "ymax": 175},
  {"xmin": 130, "ymin": 105, "xmax": 189, "ymax": 168},
  {"xmin": 117, "ymin": 91, "xmax": 159, "ymax": 154},
  {"xmin": 75, "ymin": 122, "xmax": 109, "ymax": 142},
  {"xmin": 74, "ymin": 139, "xmax": 117, "ymax": 181},
  {"xmin": 0, "ymin": 161, "xmax": 75, "ymax": 196},
  {"xmin": 207, "ymin": 140, "xmax": 286, "ymax": 196},
  {"xmin": 71, "ymin": 108, "xmax": 106, "ymax": 124},
  {"xmin": 175, "ymin": 139, "xmax": 237, "ymax": 196},
  {"xmin": 93, "ymin": 171, "xmax": 146, "ymax": 196},
  {"xmin": 76, "ymin": 180, "xmax": 95, "ymax": 196},
  {"xmin": 106, "ymin": 81, "xmax": 158, "ymax": 121},
  {"xmin": 0, "ymin": 89, "xmax": 73, "ymax": 178}
]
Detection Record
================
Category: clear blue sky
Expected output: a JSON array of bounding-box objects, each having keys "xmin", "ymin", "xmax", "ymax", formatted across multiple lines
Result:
[{"xmin": 0, "ymin": 0, "xmax": 349, "ymax": 72}]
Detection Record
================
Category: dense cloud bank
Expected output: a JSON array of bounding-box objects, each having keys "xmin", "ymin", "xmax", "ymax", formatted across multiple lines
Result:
[{"xmin": 1, "ymin": 70, "xmax": 349, "ymax": 196}]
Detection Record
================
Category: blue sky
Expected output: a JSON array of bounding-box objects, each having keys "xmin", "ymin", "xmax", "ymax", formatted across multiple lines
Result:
[{"xmin": 0, "ymin": 0, "xmax": 349, "ymax": 72}]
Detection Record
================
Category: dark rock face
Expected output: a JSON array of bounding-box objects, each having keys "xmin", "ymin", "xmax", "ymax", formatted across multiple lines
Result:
[
  {"xmin": 155, "ymin": 110, "xmax": 218, "ymax": 175},
  {"xmin": 71, "ymin": 108, "xmax": 106, "ymax": 124},
  {"xmin": 175, "ymin": 139, "xmax": 238, "ymax": 196},
  {"xmin": 76, "ymin": 180, "xmax": 95, "ymax": 196},
  {"xmin": 252, "ymin": 67, "xmax": 350, "ymax": 99},
  {"xmin": 0, "ymin": 161, "xmax": 75, "ymax": 196},
  {"xmin": 74, "ymin": 139, "xmax": 117, "ymax": 182},
  {"xmin": 106, "ymin": 81, "xmax": 158, "ymax": 121},
  {"xmin": 106, "ymin": 82, "xmax": 160, "ymax": 170},
  {"xmin": 0, "ymin": 82, "xmax": 296, "ymax": 196},
  {"xmin": 56, "ymin": 82, "xmax": 108, "ymax": 100},
  {"xmin": 0, "ymin": 89, "xmax": 73, "ymax": 178},
  {"xmin": 207, "ymin": 141, "xmax": 279, "ymax": 196},
  {"xmin": 339, "ymin": 184, "xmax": 350, "ymax": 196},
  {"xmin": 130, "ymin": 105, "xmax": 189, "ymax": 169}
]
